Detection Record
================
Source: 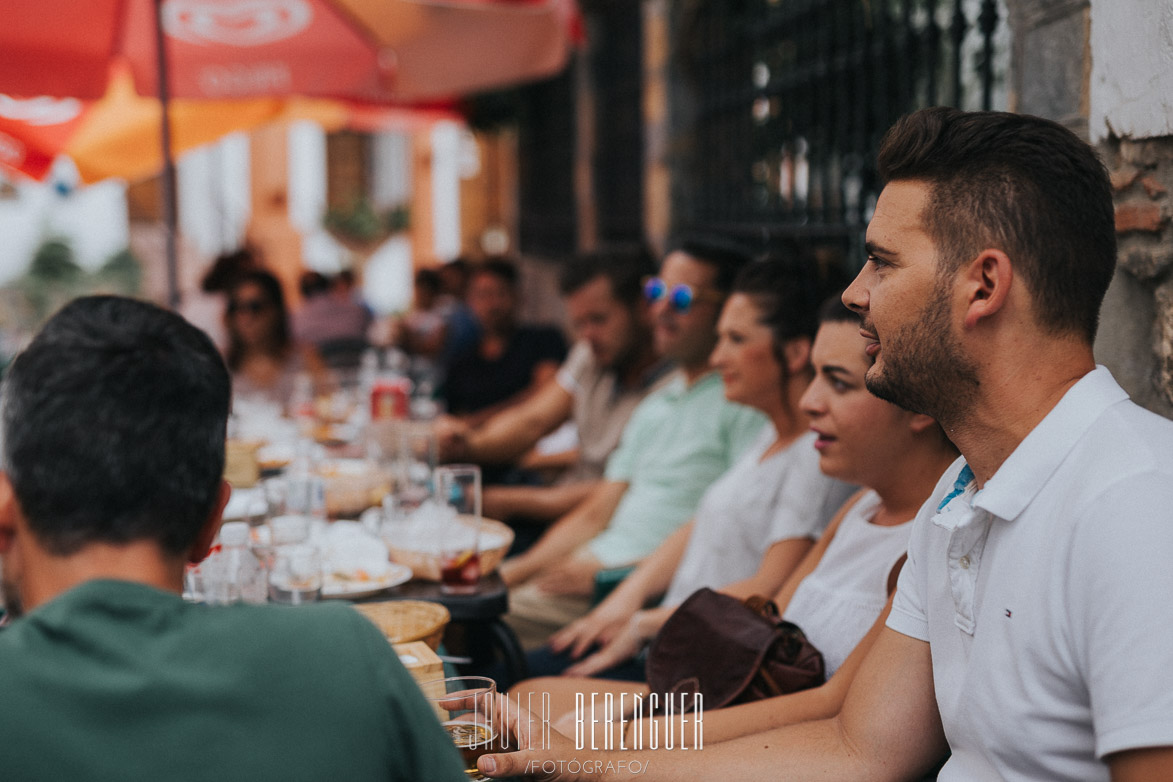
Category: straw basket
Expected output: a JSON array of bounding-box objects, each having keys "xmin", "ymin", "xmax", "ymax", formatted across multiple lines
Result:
[{"xmin": 354, "ymin": 600, "xmax": 450, "ymax": 650}]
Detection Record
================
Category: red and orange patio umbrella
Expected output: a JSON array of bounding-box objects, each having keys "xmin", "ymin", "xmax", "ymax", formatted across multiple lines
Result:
[
  {"xmin": 0, "ymin": 65, "xmax": 459, "ymax": 185},
  {"xmin": 0, "ymin": 0, "xmax": 576, "ymax": 104},
  {"xmin": 0, "ymin": 0, "xmax": 577, "ymax": 304},
  {"xmin": 0, "ymin": 64, "xmax": 354, "ymax": 184}
]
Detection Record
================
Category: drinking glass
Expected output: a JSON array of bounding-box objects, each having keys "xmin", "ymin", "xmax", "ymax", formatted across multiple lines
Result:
[
  {"xmin": 398, "ymin": 419, "xmax": 438, "ymax": 510},
  {"xmin": 261, "ymin": 476, "xmax": 288, "ymax": 517},
  {"xmin": 434, "ymin": 464, "xmax": 481, "ymax": 594},
  {"xmin": 239, "ymin": 489, "xmax": 270, "ymax": 528},
  {"xmin": 267, "ymin": 543, "xmax": 322, "ymax": 604},
  {"xmin": 423, "ymin": 676, "xmax": 497, "ymax": 780}
]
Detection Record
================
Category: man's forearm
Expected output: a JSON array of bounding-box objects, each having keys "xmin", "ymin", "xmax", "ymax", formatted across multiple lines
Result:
[
  {"xmin": 484, "ymin": 482, "xmax": 598, "ymax": 524},
  {"xmin": 490, "ymin": 628, "xmax": 950, "ymax": 782},
  {"xmin": 502, "ymin": 481, "xmax": 627, "ymax": 586},
  {"xmin": 491, "ymin": 717, "xmax": 879, "ymax": 782},
  {"xmin": 620, "ymin": 522, "xmax": 693, "ymax": 604},
  {"xmin": 466, "ymin": 414, "xmax": 551, "ymax": 464},
  {"xmin": 465, "ymin": 383, "xmax": 573, "ymax": 464},
  {"xmin": 502, "ymin": 516, "xmax": 599, "ymax": 586}
]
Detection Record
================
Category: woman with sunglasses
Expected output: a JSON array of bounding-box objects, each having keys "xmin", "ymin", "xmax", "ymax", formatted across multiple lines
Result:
[
  {"xmin": 528, "ymin": 257, "xmax": 855, "ymax": 679},
  {"xmin": 224, "ymin": 269, "xmax": 325, "ymax": 407}
]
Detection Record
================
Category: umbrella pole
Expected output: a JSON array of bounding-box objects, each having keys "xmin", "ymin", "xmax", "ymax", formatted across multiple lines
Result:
[{"xmin": 153, "ymin": 0, "xmax": 181, "ymax": 309}]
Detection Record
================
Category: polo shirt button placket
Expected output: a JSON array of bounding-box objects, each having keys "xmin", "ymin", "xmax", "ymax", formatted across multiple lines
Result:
[{"xmin": 945, "ymin": 504, "xmax": 987, "ymax": 636}]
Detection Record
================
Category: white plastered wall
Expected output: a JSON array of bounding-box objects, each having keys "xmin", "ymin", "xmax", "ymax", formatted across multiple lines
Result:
[{"xmin": 1090, "ymin": 0, "xmax": 1173, "ymax": 142}]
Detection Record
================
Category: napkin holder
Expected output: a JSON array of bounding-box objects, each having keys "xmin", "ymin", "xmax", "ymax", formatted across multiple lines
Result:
[{"xmin": 393, "ymin": 641, "xmax": 444, "ymax": 689}]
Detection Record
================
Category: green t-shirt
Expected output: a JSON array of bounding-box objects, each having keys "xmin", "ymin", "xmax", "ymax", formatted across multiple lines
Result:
[
  {"xmin": 591, "ymin": 371, "xmax": 769, "ymax": 566},
  {"xmin": 0, "ymin": 579, "xmax": 467, "ymax": 782}
]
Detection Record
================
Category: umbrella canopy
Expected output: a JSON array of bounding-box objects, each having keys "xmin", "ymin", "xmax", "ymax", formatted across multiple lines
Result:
[
  {"xmin": 0, "ymin": 64, "xmax": 458, "ymax": 185},
  {"xmin": 0, "ymin": 65, "xmax": 353, "ymax": 183},
  {"xmin": 0, "ymin": 0, "xmax": 575, "ymax": 103},
  {"xmin": 0, "ymin": 0, "xmax": 575, "ymax": 306}
]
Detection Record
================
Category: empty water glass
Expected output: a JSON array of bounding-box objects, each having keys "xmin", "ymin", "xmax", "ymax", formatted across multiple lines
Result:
[
  {"xmin": 267, "ymin": 543, "xmax": 322, "ymax": 604},
  {"xmin": 398, "ymin": 420, "xmax": 437, "ymax": 510}
]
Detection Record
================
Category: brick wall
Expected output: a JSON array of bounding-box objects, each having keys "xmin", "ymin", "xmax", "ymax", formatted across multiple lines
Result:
[
  {"xmin": 1007, "ymin": 0, "xmax": 1173, "ymax": 417},
  {"xmin": 1102, "ymin": 136, "xmax": 1173, "ymax": 411}
]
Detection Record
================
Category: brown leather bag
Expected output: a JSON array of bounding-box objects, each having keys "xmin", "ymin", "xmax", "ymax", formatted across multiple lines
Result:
[{"xmin": 645, "ymin": 588, "xmax": 825, "ymax": 710}]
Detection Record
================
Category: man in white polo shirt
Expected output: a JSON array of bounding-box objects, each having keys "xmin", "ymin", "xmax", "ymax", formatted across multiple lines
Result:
[{"xmin": 477, "ymin": 108, "xmax": 1173, "ymax": 781}]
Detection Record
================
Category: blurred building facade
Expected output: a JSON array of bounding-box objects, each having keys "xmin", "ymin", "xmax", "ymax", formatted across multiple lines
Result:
[
  {"xmin": 505, "ymin": 0, "xmax": 1172, "ymax": 418},
  {"xmin": 41, "ymin": 0, "xmax": 1168, "ymax": 416}
]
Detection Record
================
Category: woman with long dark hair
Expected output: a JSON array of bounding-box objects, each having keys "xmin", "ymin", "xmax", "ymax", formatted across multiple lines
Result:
[{"xmin": 223, "ymin": 269, "xmax": 323, "ymax": 406}]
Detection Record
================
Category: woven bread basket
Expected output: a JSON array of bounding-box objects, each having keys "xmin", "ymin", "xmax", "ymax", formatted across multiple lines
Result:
[{"xmin": 354, "ymin": 600, "xmax": 450, "ymax": 650}]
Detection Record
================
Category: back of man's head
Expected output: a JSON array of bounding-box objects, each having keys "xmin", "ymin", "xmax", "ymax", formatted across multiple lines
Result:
[
  {"xmin": 472, "ymin": 258, "xmax": 520, "ymax": 289},
  {"xmin": 877, "ymin": 107, "xmax": 1116, "ymax": 342},
  {"xmin": 299, "ymin": 271, "xmax": 330, "ymax": 299},
  {"xmin": 1, "ymin": 296, "xmax": 230, "ymax": 557},
  {"xmin": 670, "ymin": 235, "xmax": 754, "ymax": 294},
  {"xmin": 558, "ymin": 245, "xmax": 657, "ymax": 306}
]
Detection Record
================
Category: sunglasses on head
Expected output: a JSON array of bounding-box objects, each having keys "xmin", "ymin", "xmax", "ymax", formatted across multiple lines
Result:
[
  {"xmin": 228, "ymin": 298, "xmax": 270, "ymax": 316},
  {"xmin": 642, "ymin": 276, "xmax": 720, "ymax": 313}
]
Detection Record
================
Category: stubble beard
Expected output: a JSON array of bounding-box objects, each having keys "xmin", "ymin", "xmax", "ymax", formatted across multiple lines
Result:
[{"xmin": 863, "ymin": 289, "xmax": 979, "ymax": 425}]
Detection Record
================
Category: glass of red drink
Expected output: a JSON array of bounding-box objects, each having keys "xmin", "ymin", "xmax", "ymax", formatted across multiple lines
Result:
[{"xmin": 435, "ymin": 464, "xmax": 482, "ymax": 595}]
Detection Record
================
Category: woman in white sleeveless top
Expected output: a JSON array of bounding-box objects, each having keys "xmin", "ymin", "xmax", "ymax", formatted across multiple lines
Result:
[{"xmin": 517, "ymin": 295, "xmax": 960, "ymax": 748}]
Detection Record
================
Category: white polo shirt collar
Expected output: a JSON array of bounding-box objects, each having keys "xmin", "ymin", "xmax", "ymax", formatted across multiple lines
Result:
[
  {"xmin": 931, "ymin": 366, "xmax": 1128, "ymax": 634},
  {"xmin": 972, "ymin": 366, "xmax": 1129, "ymax": 522}
]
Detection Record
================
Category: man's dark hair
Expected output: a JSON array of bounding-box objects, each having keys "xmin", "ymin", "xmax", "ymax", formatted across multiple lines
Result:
[
  {"xmin": 335, "ymin": 268, "xmax": 356, "ymax": 288},
  {"xmin": 670, "ymin": 235, "xmax": 754, "ymax": 293},
  {"xmin": 472, "ymin": 258, "xmax": 520, "ymax": 288},
  {"xmin": 298, "ymin": 270, "xmax": 330, "ymax": 299},
  {"xmin": 0, "ymin": 296, "xmax": 231, "ymax": 557},
  {"xmin": 415, "ymin": 268, "xmax": 442, "ymax": 296},
  {"xmin": 558, "ymin": 245, "xmax": 657, "ymax": 305},
  {"xmin": 438, "ymin": 258, "xmax": 471, "ymax": 297},
  {"xmin": 878, "ymin": 107, "xmax": 1116, "ymax": 341}
]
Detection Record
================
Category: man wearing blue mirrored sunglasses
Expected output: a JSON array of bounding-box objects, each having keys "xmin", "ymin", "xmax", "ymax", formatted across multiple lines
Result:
[{"xmin": 504, "ymin": 237, "xmax": 770, "ymax": 650}]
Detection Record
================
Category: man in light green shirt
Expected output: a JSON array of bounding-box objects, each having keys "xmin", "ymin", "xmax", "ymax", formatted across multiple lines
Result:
[
  {"xmin": 503, "ymin": 238, "xmax": 767, "ymax": 645},
  {"xmin": 588, "ymin": 370, "xmax": 765, "ymax": 566},
  {"xmin": 0, "ymin": 297, "xmax": 467, "ymax": 782}
]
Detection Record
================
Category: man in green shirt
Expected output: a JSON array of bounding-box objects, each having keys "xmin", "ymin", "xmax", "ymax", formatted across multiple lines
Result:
[
  {"xmin": 502, "ymin": 238, "xmax": 768, "ymax": 646},
  {"xmin": 0, "ymin": 296, "xmax": 467, "ymax": 782}
]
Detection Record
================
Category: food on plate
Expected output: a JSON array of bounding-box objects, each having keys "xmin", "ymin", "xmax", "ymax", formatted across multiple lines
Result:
[{"xmin": 316, "ymin": 459, "xmax": 390, "ymax": 518}]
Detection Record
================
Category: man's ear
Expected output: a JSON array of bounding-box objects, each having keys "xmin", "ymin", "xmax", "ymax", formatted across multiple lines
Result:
[
  {"xmin": 0, "ymin": 473, "xmax": 20, "ymax": 554},
  {"xmin": 188, "ymin": 480, "xmax": 232, "ymax": 564},
  {"xmin": 961, "ymin": 249, "xmax": 1013, "ymax": 329}
]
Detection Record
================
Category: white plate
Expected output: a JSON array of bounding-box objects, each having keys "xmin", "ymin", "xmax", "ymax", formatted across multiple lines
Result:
[{"xmin": 321, "ymin": 562, "xmax": 412, "ymax": 600}]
